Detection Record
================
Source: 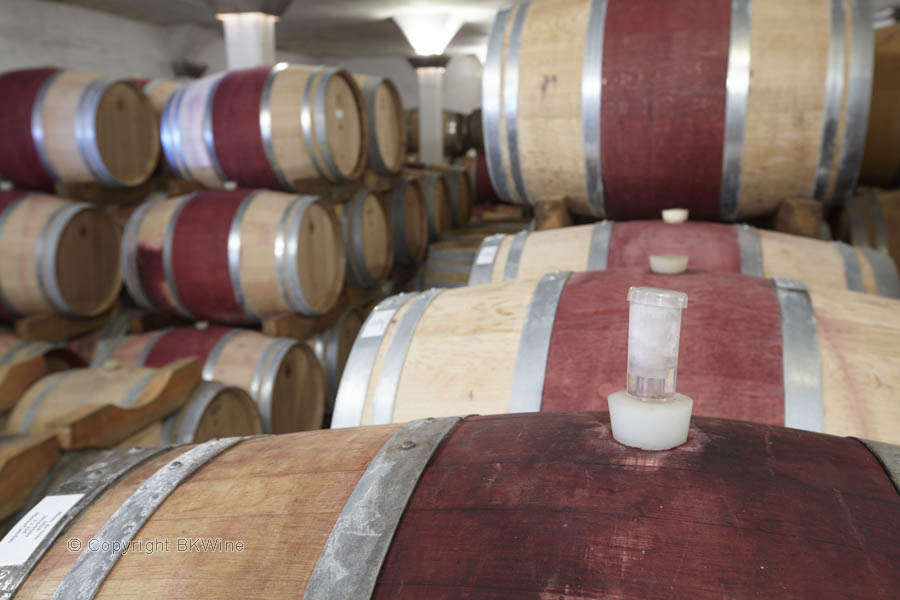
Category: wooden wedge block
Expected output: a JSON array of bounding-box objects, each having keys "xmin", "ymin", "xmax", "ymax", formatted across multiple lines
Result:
[
  {"xmin": 4, "ymin": 358, "xmax": 201, "ymax": 450},
  {"xmin": 0, "ymin": 433, "xmax": 61, "ymax": 521}
]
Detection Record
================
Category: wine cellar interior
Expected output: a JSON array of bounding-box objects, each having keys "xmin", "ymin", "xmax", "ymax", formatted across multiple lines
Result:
[{"xmin": 0, "ymin": 0, "xmax": 899, "ymax": 597}]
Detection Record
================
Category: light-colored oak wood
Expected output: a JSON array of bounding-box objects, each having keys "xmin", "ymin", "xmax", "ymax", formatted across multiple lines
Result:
[
  {"xmin": 118, "ymin": 383, "xmax": 262, "ymax": 447},
  {"xmin": 38, "ymin": 70, "xmax": 158, "ymax": 186},
  {"xmin": 13, "ymin": 425, "xmax": 400, "ymax": 599},
  {"xmin": 377, "ymin": 178, "xmax": 428, "ymax": 265},
  {"xmin": 738, "ymin": 0, "xmax": 830, "ymax": 216},
  {"xmin": 141, "ymin": 79, "xmax": 180, "ymax": 116},
  {"xmin": 453, "ymin": 221, "xmax": 884, "ymax": 296},
  {"xmin": 0, "ymin": 193, "xmax": 121, "ymax": 317},
  {"xmin": 357, "ymin": 278, "xmax": 540, "ymax": 426},
  {"xmin": 0, "ymin": 433, "xmax": 60, "ymax": 521},
  {"xmin": 307, "ymin": 307, "xmax": 363, "ymax": 401},
  {"xmin": 810, "ymin": 286, "xmax": 900, "ymax": 444},
  {"xmin": 269, "ymin": 65, "xmax": 367, "ymax": 184},
  {"xmin": 758, "ymin": 229, "xmax": 877, "ymax": 295},
  {"xmin": 353, "ymin": 74, "xmax": 405, "ymax": 174},
  {"xmin": 4, "ymin": 358, "xmax": 201, "ymax": 449},
  {"xmin": 860, "ymin": 24, "xmax": 900, "ymax": 186},
  {"xmin": 334, "ymin": 190, "xmax": 393, "ymax": 286},
  {"xmin": 342, "ymin": 275, "xmax": 900, "ymax": 444},
  {"xmin": 404, "ymin": 169, "xmax": 453, "ymax": 240}
]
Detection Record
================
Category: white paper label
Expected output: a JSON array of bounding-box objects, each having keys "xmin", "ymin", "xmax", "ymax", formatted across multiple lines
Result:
[
  {"xmin": 360, "ymin": 309, "xmax": 396, "ymax": 339},
  {"xmin": 475, "ymin": 245, "xmax": 499, "ymax": 266},
  {"xmin": 0, "ymin": 494, "xmax": 84, "ymax": 566}
]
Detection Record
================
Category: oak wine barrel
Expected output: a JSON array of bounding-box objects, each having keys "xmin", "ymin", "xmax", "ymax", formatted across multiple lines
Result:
[
  {"xmin": 333, "ymin": 268, "xmax": 900, "ymax": 445},
  {"xmin": 839, "ymin": 189, "xmax": 900, "ymax": 276},
  {"xmin": 417, "ymin": 239, "xmax": 482, "ymax": 289},
  {"xmin": 120, "ymin": 382, "xmax": 262, "ymax": 447},
  {"xmin": 0, "ymin": 67, "xmax": 160, "ymax": 190},
  {"xmin": 860, "ymin": 23, "xmax": 900, "ymax": 187},
  {"xmin": 378, "ymin": 178, "xmax": 428, "ymax": 265},
  {"xmin": 307, "ymin": 307, "xmax": 363, "ymax": 405},
  {"xmin": 94, "ymin": 326, "xmax": 326, "ymax": 433},
  {"xmin": 353, "ymin": 74, "xmax": 406, "ymax": 174},
  {"xmin": 464, "ymin": 220, "xmax": 900, "ymax": 297},
  {"xmin": 161, "ymin": 64, "xmax": 367, "ymax": 190},
  {"xmin": 484, "ymin": 0, "xmax": 874, "ymax": 218},
  {"xmin": 405, "ymin": 108, "xmax": 468, "ymax": 157},
  {"xmin": 121, "ymin": 189, "xmax": 345, "ymax": 324},
  {"xmin": 0, "ymin": 191, "xmax": 122, "ymax": 319},
  {"xmin": 442, "ymin": 166, "xmax": 473, "ymax": 227},
  {"xmin": 335, "ymin": 189, "xmax": 393, "ymax": 288},
  {"xmin": 2, "ymin": 412, "xmax": 898, "ymax": 598},
  {"xmin": 404, "ymin": 170, "xmax": 453, "ymax": 241}
]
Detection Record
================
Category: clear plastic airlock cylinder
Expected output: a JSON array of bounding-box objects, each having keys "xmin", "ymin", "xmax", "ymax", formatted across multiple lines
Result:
[
  {"xmin": 608, "ymin": 286, "xmax": 693, "ymax": 451},
  {"xmin": 626, "ymin": 287, "xmax": 688, "ymax": 399}
]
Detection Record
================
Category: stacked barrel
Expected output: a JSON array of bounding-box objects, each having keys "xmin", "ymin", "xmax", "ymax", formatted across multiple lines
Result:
[
  {"xmin": 3, "ymin": 3, "xmax": 900, "ymax": 597},
  {"xmin": 0, "ymin": 61, "xmax": 428, "ymax": 525}
]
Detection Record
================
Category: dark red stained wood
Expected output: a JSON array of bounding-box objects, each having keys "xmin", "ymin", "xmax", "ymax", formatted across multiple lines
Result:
[
  {"xmin": 211, "ymin": 67, "xmax": 283, "ymax": 190},
  {"xmin": 374, "ymin": 412, "xmax": 900, "ymax": 599},
  {"xmin": 141, "ymin": 326, "xmax": 232, "ymax": 368},
  {"xmin": 541, "ymin": 269, "xmax": 785, "ymax": 424},
  {"xmin": 607, "ymin": 221, "xmax": 741, "ymax": 272},
  {"xmin": 0, "ymin": 68, "xmax": 60, "ymax": 191},
  {"xmin": 600, "ymin": 1, "xmax": 730, "ymax": 221},
  {"xmin": 170, "ymin": 190, "xmax": 248, "ymax": 323},
  {"xmin": 473, "ymin": 154, "xmax": 502, "ymax": 204},
  {"xmin": 136, "ymin": 244, "xmax": 180, "ymax": 316}
]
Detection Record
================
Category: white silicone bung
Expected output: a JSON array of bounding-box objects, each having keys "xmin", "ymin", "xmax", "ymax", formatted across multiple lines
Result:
[
  {"xmin": 608, "ymin": 391, "xmax": 693, "ymax": 450},
  {"xmin": 649, "ymin": 254, "xmax": 689, "ymax": 275},
  {"xmin": 662, "ymin": 208, "xmax": 689, "ymax": 224},
  {"xmin": 0, "ymin": 181, "xmax": 12, "ymax": 192},
  {"xmin": 224, "ymin": 181, "xmax": 238, "ymax": 190}
]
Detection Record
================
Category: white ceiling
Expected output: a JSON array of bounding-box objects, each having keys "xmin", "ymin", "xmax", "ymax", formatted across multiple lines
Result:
[{"xmin": 48, "ymin": 0, "xmax": 509, "ymax": 57}]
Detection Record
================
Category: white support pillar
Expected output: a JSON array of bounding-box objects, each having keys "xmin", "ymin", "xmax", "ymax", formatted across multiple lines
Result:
[
  {"xmin": 218, "ymin": 12, "xmax": 277, "ymax": 70},
  {"xmin": 416, "ymin": 66, "xmax": 446, "ymax": 166}
]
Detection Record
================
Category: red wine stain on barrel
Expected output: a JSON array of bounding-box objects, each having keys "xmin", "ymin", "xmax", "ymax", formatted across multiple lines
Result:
[
  {"xmin": 136, "ymin": 244, "xmax": 180, "ymax": 315},
  {"xmin": 0, "ymin": 68, "xmax": 60, "ymax": 191},
  {"xmin": 600, "ymin": 1, "xmax": 730, "ymax": 220},
  {"xmin": 142, "ymin": 327, "xmax": 232, "ymax": 368},
  {"xmin": 541, "ymin": 270, "xmax": 785, "ymax": 425},
  {"xmin": 608, "ymin": 221, "xmax": 741, "ymax": 272},
  {"xmin": 211, "ymin": 67, "xmax": 283, "ymax": 190},
  {"xmin": 374, "ymin": 412, "xmax": 900, "ymax": 598}
]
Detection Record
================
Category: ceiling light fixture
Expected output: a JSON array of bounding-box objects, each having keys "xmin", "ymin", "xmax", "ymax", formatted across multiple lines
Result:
[{"xmin": 394, "ymin": 12, "xmax": 464, "ymax": 56}]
